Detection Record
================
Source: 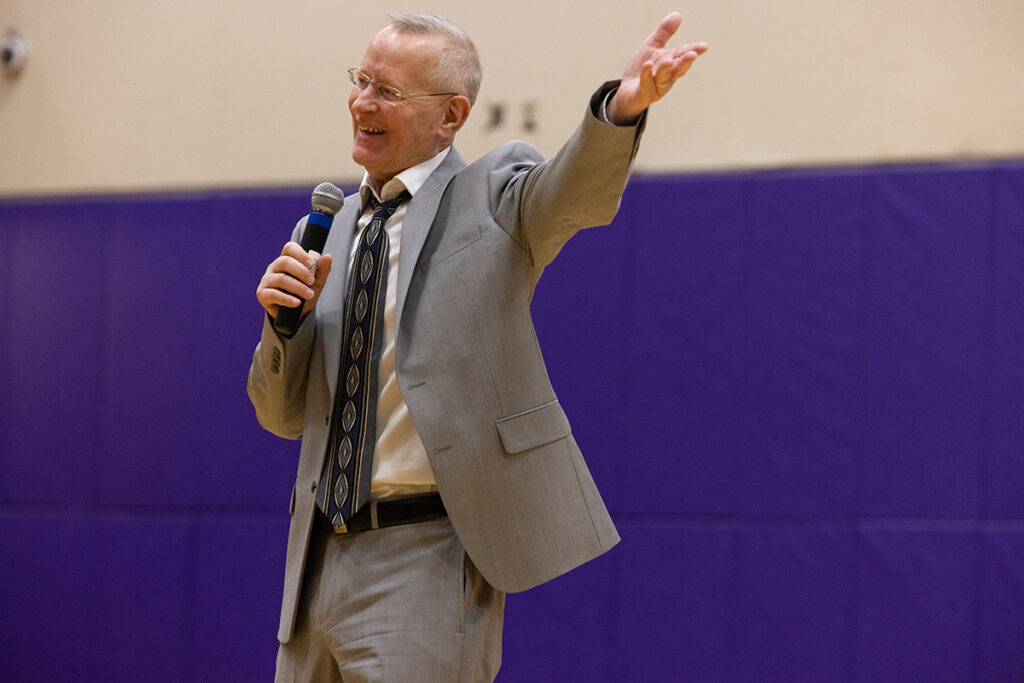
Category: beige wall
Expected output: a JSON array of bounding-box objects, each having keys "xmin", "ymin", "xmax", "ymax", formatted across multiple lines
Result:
[{"xmin": 1, "ymin": 0, "xmax": 1022, "ymax": 196}]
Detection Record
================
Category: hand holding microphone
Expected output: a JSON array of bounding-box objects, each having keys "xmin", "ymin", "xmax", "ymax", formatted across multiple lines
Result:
[{"xmin": 256, "ymin": 182, "xmax": 345, "ymax": 336}]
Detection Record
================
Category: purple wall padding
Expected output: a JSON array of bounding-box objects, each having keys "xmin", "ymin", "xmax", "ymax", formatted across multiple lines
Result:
[{"xmin": 2, "ymin": 161, "xmax": 1023, "ymax": 682}]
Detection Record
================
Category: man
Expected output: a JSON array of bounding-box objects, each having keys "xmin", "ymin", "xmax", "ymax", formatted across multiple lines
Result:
[{"xmin": 249, "ymin": 12, "xmax": 707, "ymax": 682}]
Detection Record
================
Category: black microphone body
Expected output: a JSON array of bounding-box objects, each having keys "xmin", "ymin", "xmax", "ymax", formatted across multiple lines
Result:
[{"xmin": 273, "ymin": 183, "xmax": 345, "ymax": 336}]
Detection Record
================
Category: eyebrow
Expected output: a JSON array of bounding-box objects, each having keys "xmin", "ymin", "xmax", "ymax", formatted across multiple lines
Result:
[{"xmin": 359, "ymin": 68, "xmax": 401, "ymax": 89}]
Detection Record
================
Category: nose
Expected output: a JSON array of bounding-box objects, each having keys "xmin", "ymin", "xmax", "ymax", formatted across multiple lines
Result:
[{"xmin": 349, "ymin": 84, "xmax": 379, "ymax": 113}]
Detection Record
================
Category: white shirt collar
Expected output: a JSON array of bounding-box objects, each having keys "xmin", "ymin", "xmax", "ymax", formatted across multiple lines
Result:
[{"xmin": 359, "ymin": 147, "xmax": 451, "ymax": 210}]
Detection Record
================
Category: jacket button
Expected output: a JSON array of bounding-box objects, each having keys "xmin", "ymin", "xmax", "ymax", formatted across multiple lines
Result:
[{"xmin": 310, "ymin": 481, "xmax": 318, "ymax": 492}]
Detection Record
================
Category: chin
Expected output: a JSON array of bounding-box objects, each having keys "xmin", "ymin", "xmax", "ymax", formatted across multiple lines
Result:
[{"xmin": 351, "ymin": 148, "xmax": 376, "ymax": 173}]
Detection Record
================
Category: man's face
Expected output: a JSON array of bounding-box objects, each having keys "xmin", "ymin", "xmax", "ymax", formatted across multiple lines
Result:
[{"xmin": 349, "ymin": 27, "xmax": 452, "ymax": 187}]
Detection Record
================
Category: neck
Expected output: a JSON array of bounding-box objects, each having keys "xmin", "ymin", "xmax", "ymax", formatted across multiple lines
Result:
[{"xmin": 366, "ymin": 174, "xmax": 388, "ymax": 196}]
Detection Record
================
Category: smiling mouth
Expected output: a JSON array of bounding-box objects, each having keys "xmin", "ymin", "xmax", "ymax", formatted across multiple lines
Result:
[{"xmin": 359, "ymin": 126, "xmax": 385, "ymax": 135}]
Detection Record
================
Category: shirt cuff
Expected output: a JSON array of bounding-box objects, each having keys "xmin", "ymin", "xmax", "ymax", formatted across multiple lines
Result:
[{"xmin": 598, "ymin": 88, "xmax": 616, "ymax": 125}]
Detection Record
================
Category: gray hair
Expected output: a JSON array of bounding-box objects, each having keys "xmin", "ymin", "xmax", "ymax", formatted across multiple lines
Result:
[{"xmin": 388, "ymin": 13, "xmax": 482, "ymax": 106}]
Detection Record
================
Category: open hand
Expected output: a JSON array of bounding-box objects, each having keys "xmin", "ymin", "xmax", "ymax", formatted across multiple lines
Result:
[{"xmin": 607, "ymin": 12, "xmax": 708, "ymax": 125}]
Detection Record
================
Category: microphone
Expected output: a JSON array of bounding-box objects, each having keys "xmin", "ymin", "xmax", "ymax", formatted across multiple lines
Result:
[{"xmin": 273, "ymin": 182, "xmax": 345, "ymax": 336}]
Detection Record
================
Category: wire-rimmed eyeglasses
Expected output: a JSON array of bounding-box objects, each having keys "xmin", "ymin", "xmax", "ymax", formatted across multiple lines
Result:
[{"xmin": 347, "ymin": 68, "xmax": 458, "ymax": 103}]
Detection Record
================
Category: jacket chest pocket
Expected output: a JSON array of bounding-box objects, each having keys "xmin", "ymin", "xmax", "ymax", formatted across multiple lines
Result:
[{"xmin": 430, "ymin": 225, "xmax": 483, "ymax": 265}]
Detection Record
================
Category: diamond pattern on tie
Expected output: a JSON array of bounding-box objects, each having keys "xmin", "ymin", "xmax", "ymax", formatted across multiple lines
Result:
[
  {"xmin": 345, "ymin": 365, "xmax": 360, "ymax": 396},
  {"xmin": 349, "ymin": 327, "xmax": 364, "ymax": 361},
  {"xmin": 359, "ymin": 252, "xmax": 374, "ymax": 284},
  {"xmin": 332, "ymin": 474, "xmax": 349, "ymax": 509},
  {"xmin": 341, "ymin": 399, "xmax": 357, "ymax": 431},
  {"xmin": 354, "ymin": 289, "xmax": 368, "ymax": 323},
  {"xmin": 315, "ymin": 195, "xmax": 403, "ymax": 528},
  {"xmin": 337, "ymin": 435, "xmax": 353, "ymax": 469}
]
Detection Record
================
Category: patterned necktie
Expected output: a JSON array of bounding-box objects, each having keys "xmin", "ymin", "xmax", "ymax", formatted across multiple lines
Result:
[{"xmin": 316, "ymin": 196, "xmax": 403, "ymax": 530}]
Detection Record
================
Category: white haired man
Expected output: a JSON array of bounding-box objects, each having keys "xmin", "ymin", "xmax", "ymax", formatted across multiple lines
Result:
[{"xmin": 250, "ymin": 12, "xmax": 707, "ymax": 682}]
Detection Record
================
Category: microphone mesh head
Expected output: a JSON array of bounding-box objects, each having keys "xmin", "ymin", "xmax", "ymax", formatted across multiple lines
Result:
[{"xmin": 311, "ymin": 182, "xmax": 345, "ymax": 216}]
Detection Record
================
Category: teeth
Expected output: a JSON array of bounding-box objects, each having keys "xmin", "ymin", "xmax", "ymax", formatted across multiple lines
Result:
[{"xmin": 360, "ymin": 126, "xmax": 385, "ymax": 134}]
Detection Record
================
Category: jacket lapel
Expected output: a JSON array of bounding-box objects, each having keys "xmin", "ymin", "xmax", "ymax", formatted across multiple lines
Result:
[
  {"xmin": 319, "ymin": 146, "xmax": 467, "ymax": 398},
  {"xmin": 395, "ymin": 146, "xmax": 466, "ymax": 329}
]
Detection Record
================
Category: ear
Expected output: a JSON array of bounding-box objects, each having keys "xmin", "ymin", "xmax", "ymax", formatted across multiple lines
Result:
[{"xmin": 439, "ymin": 95, "xmax": 472, "ymax": 144}]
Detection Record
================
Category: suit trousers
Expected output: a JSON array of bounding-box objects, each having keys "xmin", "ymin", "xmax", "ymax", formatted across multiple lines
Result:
[{"xmin": 275, "ymin": 516, "xmax": 505, "ymax": 682}]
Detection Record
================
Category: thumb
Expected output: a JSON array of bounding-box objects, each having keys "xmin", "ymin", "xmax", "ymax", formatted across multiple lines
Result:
[{"xmin": 646, "ymin": 11, "xmax": 682, "ymax": 48}]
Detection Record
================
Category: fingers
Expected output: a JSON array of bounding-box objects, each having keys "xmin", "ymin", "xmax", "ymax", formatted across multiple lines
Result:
[
  {"xmin": 312, "ymin": 253, "xmax": 333, "ymax": 288},
  {"xmin": 661, "ymin": 42, "xmax": 708, "ymax": 72},
  {"xmin": 639, "ymin": 11, "xmax": 708, "ymax": 92},
  {"xmin": 645, "ymin": 41, "xmax": 709, "ymax": 97},
  {"xmin": 614, "ymin": 13, "xmax": 707, "ymax": 120},
  {"xmin": 639, "ymin": 57, "xmax": 678, "ymax": 100},
  {"xmin": 672, "ymin": 42, "xmax": 709, "ymax": 64},
  {"xmin": 646, "ymin": 11, "xmax": 683, "ymax": 48},
  {"xmin": 256, "ymin": 241, "xmax": 329, "ymax": 317},
  {"xmin": 305, "ymin": 254, "xmax": 334, "ymax": 315},
  {"xmin": 280, "ymin": 241, "xmax": 318, "ymax": 278},
  {"xmin": 637, "ymin": 56, "xmax": 679, "ymax": 104}
]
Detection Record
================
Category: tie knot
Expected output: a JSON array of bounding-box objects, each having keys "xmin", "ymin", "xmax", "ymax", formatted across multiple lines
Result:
[
  {"xmin": 373, "ymin": 200, "xmax": 399, "ymax": 220},
  {"xmin": 369, "ymin": 191, "xmax": 408, "ymax": 221}
]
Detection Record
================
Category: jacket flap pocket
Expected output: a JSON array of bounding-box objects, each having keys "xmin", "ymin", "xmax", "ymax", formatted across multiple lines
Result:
[
  {"xmin": 495, "ymin": 399, "xmax": 570, "ymax": 454},
  {"xmin": 433, "ymin": 225, "xmax": 483, "ymax": 264}
]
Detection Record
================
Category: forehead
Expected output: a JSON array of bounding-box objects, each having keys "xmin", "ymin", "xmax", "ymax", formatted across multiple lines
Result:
[{"xmin": 360, "ymin": 27, "xmax": 443, "ymax": 87}]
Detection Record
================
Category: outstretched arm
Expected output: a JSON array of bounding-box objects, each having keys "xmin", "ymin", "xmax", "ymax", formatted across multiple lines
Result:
[{"xmin": 607, "ymin": 12, "xmax": 709, "ymax": 125}]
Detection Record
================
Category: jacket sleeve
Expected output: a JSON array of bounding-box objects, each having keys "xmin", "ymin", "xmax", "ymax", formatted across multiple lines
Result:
[
  {"xmin": 494, "ymin": 80, "xmax": 647, "ymax": 268},
  {"xmin": 246, "ymin": 218, "xmax": 316, "ymax": 440}
]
